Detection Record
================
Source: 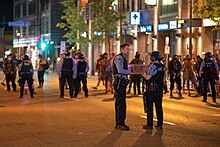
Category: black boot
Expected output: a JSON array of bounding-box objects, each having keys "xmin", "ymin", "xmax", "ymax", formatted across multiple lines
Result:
[
  {"xmin": 170, "ymin": 90, "xmax": 173, "ymax": 97},
  {"xmin": 178, "ymin": 90, "xmax": 182, "ymax": 97}
]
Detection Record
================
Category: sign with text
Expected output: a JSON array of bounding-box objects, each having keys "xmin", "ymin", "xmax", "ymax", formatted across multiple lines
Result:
[
  {"xmin": 60, "ymin": 41, "xmax": 66, "ymax": 53},
  {"xmin": 8, "ymin": 21, "xmax": 30, "ymax": 27},
  {"xmin": 158, "ymin": 23, "xmax": 169, "ymax": 31},
  {"xmin": 169, "ymin": 20, "xmax": 177, "ymax": 29}
]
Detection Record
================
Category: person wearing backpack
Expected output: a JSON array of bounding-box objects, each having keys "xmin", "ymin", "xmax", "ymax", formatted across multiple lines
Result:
[
  {"xmin": 37, "ymin": 54, "xmax": 46, "ymax": 88},
  {"xmin": 199, "ymin": 52, "xmax": 219, "ymax": 103},
  {"xmin": 74, "ymin": 54, "xmax": 89, "ymax": 98},
  {"xmin": 58, "ymin": 51, "xmax": 77, "ymax": 98}
]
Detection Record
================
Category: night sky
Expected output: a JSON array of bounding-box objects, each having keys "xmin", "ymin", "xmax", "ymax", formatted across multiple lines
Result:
[{"xmin": 0, "ymin": 0, "xmax": 13, "ymax": 30}]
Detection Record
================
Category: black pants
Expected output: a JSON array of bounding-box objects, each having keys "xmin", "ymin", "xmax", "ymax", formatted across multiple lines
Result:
[
  {"xmin": 128, "ymin": 75, "xmax": 141, "ymax": 95},
  {"xmin": 114, "ymin": 84, "xmax": 127, "ymax": 126},
  {"xmin": 19, "ymin": 74, "xmax": 33, "ymax": 97},
  {"xmin": 203, "ymin": 77, "xmax": 216, "ymax": 101},
  {"xmin": 38, "ymin": 70, "xmax": 45, "ymax": 86},
  {"xmin": 145, "ymin": 91, "xmax": 163, "ymax": 127},
  {"xmin": 60, "ymin": 71, "xmax": 73, "ymax": 97},
  {"xmin": 170, "ymin": 75, "xmax": 182, "ymax": 91},
  {"xmin": 5, "ymin": 73, "xmax": 16, "ymax": 91},
  {"xmin": 74, "ymin": 74, "xmax": 88, "ymax": 97}
]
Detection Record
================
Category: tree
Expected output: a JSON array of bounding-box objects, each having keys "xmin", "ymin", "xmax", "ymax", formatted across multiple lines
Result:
[
  {"xmin": 56, "ymin": 0, "xmax": 88, "ymax": 49},
  {"xmin": 90, "ymin": 0, "xmax": 127, "ymax": 53},
  {"xmin": 193, "ymin": 0, "xmax": 220, "ymax": 30}
]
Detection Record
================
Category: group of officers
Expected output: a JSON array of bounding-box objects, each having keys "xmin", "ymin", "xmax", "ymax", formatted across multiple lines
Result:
[{"xmin": 113, "ymin": 43, "xmax": 218, "ymax": 131}]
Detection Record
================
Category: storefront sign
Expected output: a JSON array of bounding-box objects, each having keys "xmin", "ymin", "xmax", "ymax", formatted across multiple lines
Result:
[
  {"xmin": 139, "ymin": 26, "xmax": 147, "ymax": 32},
  {"xmin": 158, "ymin": 23, "xmax": 169, "ymax": 31},
  {"xmin": 146, "ymin": 25, "xmax": 153, "ymax": 32},
  {"xmin": 169, "ymin": 20, "xmax": 177, "ymax": 29},
  {"xmin": 144, "ymin": 0, "xmax": 157, "ymax": 6}
]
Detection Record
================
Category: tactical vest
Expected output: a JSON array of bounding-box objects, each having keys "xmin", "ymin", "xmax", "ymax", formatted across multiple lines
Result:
[
  {"xmin": 113, "ymin": 53, "xmax": 128, "ymax": 75},
  {"xmin": 77, "ymin": 60, "xmax": 87, "ymax": 74},
  {"xmin": 202, "ymin": 59, "xmax": 217, "ymax": 77},
  {"xmin": 147, "ymin": 62, "xmax": 165, "ymax": 92},
  {"xmin": 20, "ymin": 61, "xmax": 32, "ymax": 74},
  {"xmin": 62, "ymin": 58, "xmax": 73, "ymax": 71}
]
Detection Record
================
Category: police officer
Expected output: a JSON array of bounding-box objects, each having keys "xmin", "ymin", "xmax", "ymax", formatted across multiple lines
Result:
[
  {"xmin": 142, "ymin": 51, "xmax": 166, "ymax": 130},
  {"xmin": 199, "ymin": 52, "xmax": 218, "ymax": 103},
  {"xmin": 58, "ymin": 51, "xmax": 77, "ymax": 98},
  {"xmin": 113, "ymin": 43, "xmax": 130, "ymax": 131},
  {"xmin": 74, "ymin": 54, "xmax": 89, "ymax": 98},
  {"xmin": 18, "ymin": 55, "xmax": 34, "ymax": 98},
  {"xmin": 168, "ymin": 55, "xmax": 182, "ymax": 97}
]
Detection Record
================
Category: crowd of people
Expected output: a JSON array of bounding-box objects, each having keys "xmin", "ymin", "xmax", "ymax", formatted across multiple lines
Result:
[{"xmin": 1, "ymin": 46, "xmax": 219, "ymax": 131}]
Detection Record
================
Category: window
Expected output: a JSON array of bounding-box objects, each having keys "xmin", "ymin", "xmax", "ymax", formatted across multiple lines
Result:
[
  {"xmin": 28, "ymin": 0, "xmax": 36, "ymax": 15},
  {"xmin": 15, "ymin": 3, "xmax": 21, "ymax": 19},
  {"xmin": 22, "ymin": 2, "xmax": 27, "ymax": 17},
  {"xmin": 160, "ymin": 0, "xmax": 178, "ymax": 16}
]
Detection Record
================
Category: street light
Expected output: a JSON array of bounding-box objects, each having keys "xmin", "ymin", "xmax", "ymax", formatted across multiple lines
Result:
[
  {"xmin": 122, "ymin": 22, "xmax": 128, "ymax": 43},
  {"xmin": 16, "ymin": 31, "xmax": 21, "ymax": 56}
]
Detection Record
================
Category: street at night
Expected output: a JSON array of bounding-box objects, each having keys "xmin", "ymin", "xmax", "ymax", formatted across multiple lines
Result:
[{"xmin": 0, "ymin": 73, "xmax": 220, "ymax": 147}]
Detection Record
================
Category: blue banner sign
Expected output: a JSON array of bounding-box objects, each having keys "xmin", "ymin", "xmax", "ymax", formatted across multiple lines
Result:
[{"xmin": 8, "ymin": 21, "xmax": 31, "ymax": 27}]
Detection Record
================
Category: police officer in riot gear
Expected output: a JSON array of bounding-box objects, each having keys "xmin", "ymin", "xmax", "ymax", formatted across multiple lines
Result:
[
  {"xmin": 168, "ymin": 55, "xmax": 182, "ymax": 97},
  {"xmin": 142, "ymin": 51, "xmax": 166, "ymax": 130},
  {"xmin": 74, "ymin": 54, "xmax": 89, "ymax": 98},
  {"xmin": 58, "ymin": 51, "xmax": 77, "ymax": 98},
  {"xmin": 18, "ymin": 55, "xmax": 34, "ymax": 98},
  {"xmin": 113, "ymin": 43, "xmax": 130, "ymax": 131},
  {"xmin": 199, "ymin": 52, "xmax": 218, "ymax": 103}
]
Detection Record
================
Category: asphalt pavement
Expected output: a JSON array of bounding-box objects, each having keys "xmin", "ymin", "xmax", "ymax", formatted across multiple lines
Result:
[{"xmin": 0, "ymin": 72, "xmax": 220, "ymax": 147}]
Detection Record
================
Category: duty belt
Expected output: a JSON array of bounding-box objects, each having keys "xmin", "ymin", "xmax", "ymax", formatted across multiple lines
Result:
[{"xmin": 62, "ymin": 68, "xmax": 72, "ymax": 72}]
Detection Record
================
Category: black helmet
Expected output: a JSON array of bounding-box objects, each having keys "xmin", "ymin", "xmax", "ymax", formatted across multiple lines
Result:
[
  {"xmin": 150, "ymin": 51, "xmax": 161, "ymax": 60},
  {"xmin": 23, "ymin": 55, "xmax": 30, "ymax": 60},
  {"xmin": 205, "ymin": 52, "xmax": 212, "ymax": 58}
]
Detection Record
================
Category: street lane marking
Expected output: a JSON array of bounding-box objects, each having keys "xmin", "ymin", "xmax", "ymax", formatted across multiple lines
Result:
[
  {"xmin": 141, "ymin": 116, "xmax": 176, "ymax": 126},
  {"xmin": 211, "ymin": 114, "xmax": 220, "ymax": 116}
]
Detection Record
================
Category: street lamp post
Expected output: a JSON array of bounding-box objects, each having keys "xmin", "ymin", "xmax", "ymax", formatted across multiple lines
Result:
[
  {"xmin": 122, "ymin": 23, "xmax": 128, "ymax": 43},
  {"xmin": 16, "ymin": 31, "xmax": 21, "ymax": 56}
]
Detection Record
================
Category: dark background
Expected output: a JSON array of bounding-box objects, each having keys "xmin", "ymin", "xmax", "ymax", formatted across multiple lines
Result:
[{"xmin": 0, "ymin": 0, "xmax": 13, "ymax": 30}]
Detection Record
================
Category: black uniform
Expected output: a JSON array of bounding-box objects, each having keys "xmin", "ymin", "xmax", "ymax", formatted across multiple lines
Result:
[
  {"xmin": 18, "ymin": 59, "xmax": 34, "ymax": 98},
  {"xmin": 74, "ymin": 59, "xmax": 89, "ymax": 97},
  {"xmin": 200, "ymin": 58, "xmax": 218, "ymax": 103},
  {"xmin": 168, "ymin": 58, "xmax": 182, "ymax": 96},
  {"xmin": 143, "ymin": 60, "xmax": 165, "ymax": 129},
  {"xmin": 113, "ymin": 53, "xmax": 130, "ymax": 130},
  {"xmin": 59, "ymin": 57, "xmax": 75, "ymax": 98}
]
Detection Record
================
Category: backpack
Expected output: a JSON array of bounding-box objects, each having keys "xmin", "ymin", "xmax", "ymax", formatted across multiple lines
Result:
[
  {"xmin": 41, "ymin": 60, "xmax": 50, "ymax": 70},
  {"xmin": 77, "ymin": 60, "xmax": 87, "ymax": 73},
  {"xmin": 203, "ymin": 59, "xmax": 217, "ymax": 77}
]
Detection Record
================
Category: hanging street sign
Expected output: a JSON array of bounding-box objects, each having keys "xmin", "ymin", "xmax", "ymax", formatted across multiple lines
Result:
[{"xmin": 8, "ymin": 21, "xmax": 31, "ymax": 27}]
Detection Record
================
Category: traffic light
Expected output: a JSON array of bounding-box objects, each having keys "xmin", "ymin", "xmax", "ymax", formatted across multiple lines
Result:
[{"xmin": 37, "ymin": 41, "xmax": 48, "ymax": 51}]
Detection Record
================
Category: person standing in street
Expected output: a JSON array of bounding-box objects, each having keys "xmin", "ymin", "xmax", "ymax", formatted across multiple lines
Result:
[
  {"xmin": 3, "ymin": 54, "xmax": 17, "ymax": 92},
  {"xmin": 127, "ymin": 51, "xmax": 143, "ymax": 95},
  {"xmin": 37, "ymin": 54, "xmax": 46, "ymax": 88},
  {"xmin": 168, "ymin": 55, "xmax": 182, "ymax": 97},
  {"xmin": 142, "ymin": 51, "xmax": 166, "ymax": 130},
  {"xmin": 74, "ymin": 54, "xmax": 89, "ymax": 98},
  {"xmin": 58, "ymin": 51, "xmax": 77, "ymax": 98},
  {"xmin": 18, "ymin": 55, "xmax": 34, "ymax": 98},
  {"xmin": 113, "ymin": 43, "xmax": 130, "ymax": 131},
  {"xmin": 199, "ymin": 52, "xmax": 218, "ymax": 103}
]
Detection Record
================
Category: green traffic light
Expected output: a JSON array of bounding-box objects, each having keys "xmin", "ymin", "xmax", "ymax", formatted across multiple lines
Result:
[{"xmin": 41, "ymin": 42, "xmax": 47, "ymax": 51}]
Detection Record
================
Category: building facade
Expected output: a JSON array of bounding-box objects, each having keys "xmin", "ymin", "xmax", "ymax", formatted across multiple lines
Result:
[{"xmin": 13, "ymin": 0, "xmax": 66, "ymax": 68}]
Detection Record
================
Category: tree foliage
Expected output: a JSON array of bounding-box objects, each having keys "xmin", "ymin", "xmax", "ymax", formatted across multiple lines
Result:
[
  {"xmin": 90, "ymin": 0, "xmax": 127, "ymax": 42},
  {"xmin": 56, "ymin": 0, "xmax": 88, "ymax": 46},
  {"xmin": 193, "ymin": 0, "xmax": 220, "ymax": 30}
]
